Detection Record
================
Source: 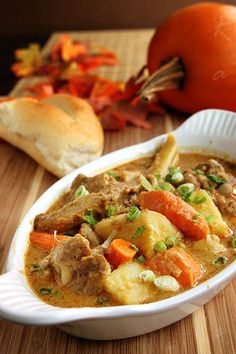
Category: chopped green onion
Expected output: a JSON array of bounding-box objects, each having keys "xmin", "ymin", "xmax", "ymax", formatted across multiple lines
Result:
[
  {"xmin": 84, "ymin": 209, "xmax": 97, "ymax": 226},
  {"xmin": 169, "ymin": 166, "xmax": 180, "ymax": 175},
  {"xmin": 231, "ymin": 237, "xmax": 236, "ymax": 249},
  {"xmin": 136, "ymin": 255, "xmax": 146, "ymax": 264},
  {"xmin": 131, "ymin": 225, "xmax": 145, "ymax": 239},
  {"xmin": 205, "ymin": 215, "xmax": 215, "ymax": 223},
  {"xmin": 130, "ymin": 244, "xmax": 139, "ymax": 252},
  {"xmin": 166, "ymin": 166, "xmax": 182, "ymax": 184},
  {"xmin": 74, "ymin": 185, "xmax": 89, "ymax": 198},
  {"xmin": 170, "ymin": 171, "xmax": 184, "ymax": 184},
  {"xmin": 207, "ymin": 174, "xmax": 226, "ymax": 185},
  {"xmin": 127, "ymin": 206, "xmax": 141, "ymax": 221},
  {"xmin": 191, "ymin": 194, "xmax": 207, "ymax": 204},
  {"xmin": 193, "ymin": 213, "xmax": 200, "ymax": 221},
  {"xmin": 154, "ymin": 241, "xmax": 167, "ymax": 252},
  {"xmin": 154, "ymin": 276, "xmax": 180, "ymax": 292},
  {"xmin": 176, "ymin": 242, "xmax": 186, "ymax": 249},
  {"xmin": 139, "ymin": 270, "xmax": 156, "ymax": 282},
  {"xmin": 192, "ymin": 167, "xmax": 205, "ymax": 175},
  {"xmin": 165, "ymin": 236, "xmax": 177, "ymax": 248},
  {"xmin": 155, "ymin": 182, "xmax": 174, "ymax": 192},
  {"xmin": 183, "ymin": 191, "xmax": 193, "ymax": 202},
  {"xmin": 154, "ymin": 173, "xmax": 161, "ymax": 180},
  {"xmin": 107, "ymin": 171, "xmax": 119, "ymax": 179},
  {"xmin": 106, "ymin": 205, "xmax": 117, "ymax": 217},
  {"xmin": 32, "ymin": 263, "xmax": 40, "ymax": 269},
  {"xmin": 140, "ymin": 175, "xmax": 153, "ymax": 191},
  {"xmin": 54, "ymin": 290, "xmax": 61, "ymax": 297},
  {"xmin": 39, "ymin": 287, "xmax": 51, "ymax": 295},
  {"xmin": 177, "ymin": 183, "xmax": 195, "ymax": 196},
  {"xmin": 96, "ymin": 294, "xmax": 110, "ymax": 305},
  {"xmin": 212, "ymin": 256, "xmax": 228, "ymax": 265}
]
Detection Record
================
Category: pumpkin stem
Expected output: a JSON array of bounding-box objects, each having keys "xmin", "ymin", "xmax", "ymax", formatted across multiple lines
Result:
[{"xmin": 140, "ymin": 57, "xmax": 185, "ymax": 101}]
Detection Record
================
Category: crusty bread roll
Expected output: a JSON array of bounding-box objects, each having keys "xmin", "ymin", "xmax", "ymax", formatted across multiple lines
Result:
[{"xmin": 0, "ymin": 94, "xmax": 104, "ymax": 177}]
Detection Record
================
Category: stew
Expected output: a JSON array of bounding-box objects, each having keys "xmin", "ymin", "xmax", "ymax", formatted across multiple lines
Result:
[{"xmin": 25, "ymin": 135, "xmax": 236, "ymax": 307}]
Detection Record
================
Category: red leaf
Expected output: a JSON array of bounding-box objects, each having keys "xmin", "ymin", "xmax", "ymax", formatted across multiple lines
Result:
[
  {"xmin": 89, "ymin": 78, "xmax": 122, "ymax": 112},
  {"xmin": 100, "ymin": 100, "xmax": 152, "ymax": 131},
  {"xmin": 25, "ymin": 82, "xmax": 54, "ymax": 99}
]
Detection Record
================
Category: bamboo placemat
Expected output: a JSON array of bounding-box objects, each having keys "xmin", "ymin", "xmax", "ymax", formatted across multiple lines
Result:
[{"xmin": 0, "ymin": 29, "xmax": 235, "ymax": 354}]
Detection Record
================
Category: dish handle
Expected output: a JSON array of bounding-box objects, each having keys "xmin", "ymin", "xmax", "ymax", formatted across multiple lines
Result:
[
  {"xmin": 0, "ymin": 270, "xmax": 31, "ymax": 322},
  {"xmin": 0, "ymin": 270, "xmax": 66, "ymax": 325}
]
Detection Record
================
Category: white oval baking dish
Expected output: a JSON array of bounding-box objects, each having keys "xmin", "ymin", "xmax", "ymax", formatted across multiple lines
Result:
[{"xmin": 0, "ymin": 109, "xmax": 235, "ymax": 340}]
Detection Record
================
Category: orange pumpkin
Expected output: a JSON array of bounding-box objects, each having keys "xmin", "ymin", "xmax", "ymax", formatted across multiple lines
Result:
[{"xmin": 145, "ymin": 2, "xmax": 236, "ymax": 113}]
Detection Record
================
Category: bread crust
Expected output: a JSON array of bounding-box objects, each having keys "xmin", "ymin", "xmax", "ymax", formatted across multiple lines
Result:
[{"xmin": 0, "ymin": 94, "xmax": 104, "ymax": 177}]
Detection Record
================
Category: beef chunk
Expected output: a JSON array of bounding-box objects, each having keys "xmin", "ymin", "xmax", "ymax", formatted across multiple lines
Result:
[
  {"xmin": 34, "ymin": 193, "xmax": 104, "ymax": 233},
  {"xmin": 197, "ymin": 159, "xmax": 228, "ymax": 180},
  {"xmin": 212, "ymin": 191, "xmax": 236, "ymax": 217},
  {"xmin": 70, "ymin": 254, "xmax": 111, "ymax": 295},
  {"xmin": 34, "ymin": 178, "xmax": 140, "ymax": 233},
  {"xmin": 37, "ymin": 235, "xmax": 92, "ymax": 285},
  {"xmin": 48, "ymin": 173, "xmax": 113, "ymax": 213},
  {"xmin": 36, "ymin": 235, "xmax": 110, "ymax": 294},
  {"xmin": 80, "ymin": 223, "xmax": 101, "ymax": 247},
  {"xmin": 217, "ymin": 183, "xmax": 233, "ymax": 197},
  {"xmin": 71, "ymin": 173, "xmax": 113, "ymax": 194},
  {"xmin": 119, "ymin": 170, "xmax": 141, "ymax": 182},
  {"xmin": 183, "ymin": 169, "xmax": 201, "ymax": 189},
  {"xmin": 183, "ymin": 159, "xmax": 229, "ymax": 191}
]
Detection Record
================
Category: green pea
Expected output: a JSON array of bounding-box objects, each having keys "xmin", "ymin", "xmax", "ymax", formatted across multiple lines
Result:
[
  {"xmin": 155, "ymin": 182, "xmax": 174, "ymax": 192},
  {"xmin": 171, "ymin": 172, "xmax": 184, "ymax": 184},
  {"xmin": 154, "ymin": 241, "xmax": 167, "ymax": 252},
  {"xmin": 136, "ymin": 255, "xmax": 146, "ymax": 264},
  {"xmin": 165, "ymin": 236, "xmax": 177, "ymax": 248}
]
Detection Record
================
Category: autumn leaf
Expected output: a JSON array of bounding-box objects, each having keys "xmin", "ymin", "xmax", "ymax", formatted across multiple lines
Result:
[
  {"xmin": 11, "ymin": 44, "xmax": 42, "ymax": 77},
  {"xmin": 51, "ymin": 34, "xmax": 87, "ymax": 62}
]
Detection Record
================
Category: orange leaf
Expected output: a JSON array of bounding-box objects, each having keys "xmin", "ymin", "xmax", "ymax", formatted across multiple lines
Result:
[{"xmin": 11, "ymin": 44, "xmax": 42, "ymax": 77}]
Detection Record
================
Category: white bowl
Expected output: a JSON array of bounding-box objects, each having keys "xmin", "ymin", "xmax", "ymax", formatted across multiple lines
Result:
[{"xmin": 0, "ymin": 109, "xmax": 236, "ymax": 340}]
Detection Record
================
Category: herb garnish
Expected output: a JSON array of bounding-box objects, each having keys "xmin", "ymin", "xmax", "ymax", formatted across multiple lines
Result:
[
  {"xmin": 130, "ymin": 225, "xmax": 145, "ymax": 239},
  {"xmin": 107, "ymin": 171, "xmax": 119, "ymax": 180},
  {"xmin": 127, "ymin": 206, "xmax": 141, "ymax": 221},
  {"xmin": 106, "ymin": 205, "xmax": 117, "ymax": 217},
  {"xmin": 84, "ymin": 209, "xmax": 97, "ymax": 226},
  {"xmin": 207, "ymin": 174, "xmax": 226, "ymax": 185}
]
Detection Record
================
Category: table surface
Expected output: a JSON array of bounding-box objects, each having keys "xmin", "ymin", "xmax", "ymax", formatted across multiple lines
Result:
[{"xmin": 0, "ymin": 29, "xmax": 235, "ymax": 354}]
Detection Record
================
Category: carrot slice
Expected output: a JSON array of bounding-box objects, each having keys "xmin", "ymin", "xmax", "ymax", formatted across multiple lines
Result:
[
  {"xmin": 140, "ymin": 190, "xmax": 209, "ymax": 240},
  {"xmin": 146, "ymin": 247, "xmax": 204, "ymax": 288},
  {"xmin": 29, "ymin": 231, "xmax": 70, "ymax": 252},
  {"xmin": 104, "ymin": 239, "xmax": 137, "ymax": 268}
]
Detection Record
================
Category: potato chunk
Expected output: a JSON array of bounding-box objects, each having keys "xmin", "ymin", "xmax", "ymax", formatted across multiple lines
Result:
[
  {"xmin": 95, "ymin": 210, "xmax": 182, "ymax": 258},
  {"xmin": 148, "ymin": 134, "xmax": 177, "ymax": 178},
  {"xmin": 193, "ymin": 234, "xmax": 227, "ymax": 255},
  {"xmin": 188, "ymin": 189, "xmax": 229, "ymax": 237},
  {"xmin": 104, "ymin": 262, "xmax": 156, "ymax": 305}
]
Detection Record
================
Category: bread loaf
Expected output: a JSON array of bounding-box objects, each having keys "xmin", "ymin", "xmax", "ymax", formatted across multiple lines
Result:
[{"xmin": 0, "ymin": 94, "xmax": 104, "ymax": 177}]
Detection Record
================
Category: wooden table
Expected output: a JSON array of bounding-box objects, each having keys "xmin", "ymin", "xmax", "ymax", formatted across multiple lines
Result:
[{"xmin": 0, "ymin": 30, "xmax": 235, "ymax": 354}]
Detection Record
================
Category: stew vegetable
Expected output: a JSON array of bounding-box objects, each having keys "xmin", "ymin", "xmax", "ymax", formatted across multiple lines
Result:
[{"xmin": 25, "ymin": 135, "xmax": 236, "ymax": 307}]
